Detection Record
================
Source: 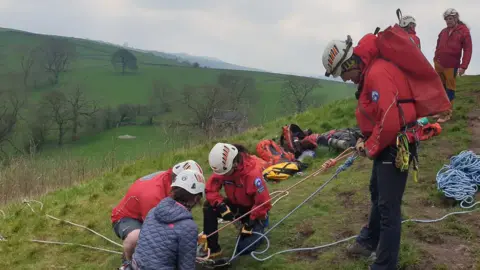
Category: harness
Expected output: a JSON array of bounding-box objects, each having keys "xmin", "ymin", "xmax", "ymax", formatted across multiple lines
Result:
[{"xmin": 355, "ymin": 50, "xmax": 420, "ymax": 180}]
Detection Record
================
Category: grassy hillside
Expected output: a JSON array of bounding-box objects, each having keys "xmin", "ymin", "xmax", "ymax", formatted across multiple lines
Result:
[
  {"xmin": 1, "ymin": 74, "xmax": 480, "ymax": 269},
  {"xmin": 0, "ymin": 27, "xmax": 351, "ymax": 113},
  {"xmin": 0, "ymin": 27, "xmax": 353, "ymax": 163}
]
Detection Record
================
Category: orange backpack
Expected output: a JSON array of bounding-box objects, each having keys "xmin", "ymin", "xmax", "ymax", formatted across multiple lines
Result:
[{"xmin": 256, "ymin": 139, "xmax": 296, "ymax": 167}]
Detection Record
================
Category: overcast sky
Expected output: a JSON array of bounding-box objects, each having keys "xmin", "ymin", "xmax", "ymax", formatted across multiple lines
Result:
[{"xmin": 0, "ymin": 0, "xmax": 478, "ymax": 77}]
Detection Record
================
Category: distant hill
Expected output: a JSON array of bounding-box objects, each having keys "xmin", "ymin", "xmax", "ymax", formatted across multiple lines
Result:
[{"xmin": 146, "ymin": 51, "xmax": 266, "ymax": 72}]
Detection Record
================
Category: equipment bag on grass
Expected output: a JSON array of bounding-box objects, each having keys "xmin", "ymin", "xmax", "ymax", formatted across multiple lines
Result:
[
  {"xmin": 262, "ymin": 161, "xmax": 308, "ymax": 182},
  {"xmin": 279, "ymin": 124, "xmax": 312, "ymax": 157},
  {"xmin": 375, "ymin": 18, "xmax": 451, "ymax": 118},
  {"xmin": 256, "ymin": 139, "xmax": 296, "ymax": 167}
]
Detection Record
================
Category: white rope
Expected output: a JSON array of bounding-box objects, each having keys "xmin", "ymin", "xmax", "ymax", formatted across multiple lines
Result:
[
  {"xmin": 46, "ymin": 214, "xmax": 123, "ymax": 248},
  {"xmin": 30, "ymin": 239, "xmax": 122, "ymax": 255},
  {"xmin": 246, "ymin": 204, "xmax": 480, "ymax": 262},
  {"xmin": 14, "ymin": 199, "xmax": 124, "ymax": 255}
]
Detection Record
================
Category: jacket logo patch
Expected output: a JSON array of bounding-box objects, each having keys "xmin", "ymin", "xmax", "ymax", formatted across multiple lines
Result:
[
  {"xmin": 371, "ymin": 91, "xmax": 379, "ymax": 103},
  {"xmin": 255, "ymin": 178, "xmax": 265, "ymax": 193}
]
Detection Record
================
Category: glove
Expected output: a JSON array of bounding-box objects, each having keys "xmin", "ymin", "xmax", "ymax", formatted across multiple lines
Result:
[
  {"xmin": 217, "ymin": 203, "xmax": 234, "ymax": 221},
  {"xmin": 241, "ymin": 219, "xmax": 255, "ymax": 236},
  {"xmin": 355, "ymin": 138, "xmax": 366, "ymax": 157}
]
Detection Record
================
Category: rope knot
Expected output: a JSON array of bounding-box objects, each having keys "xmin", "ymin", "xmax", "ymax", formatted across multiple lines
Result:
[{"xmin": 322, "ymin": 159, "xmax": 337, "ymax": 169}]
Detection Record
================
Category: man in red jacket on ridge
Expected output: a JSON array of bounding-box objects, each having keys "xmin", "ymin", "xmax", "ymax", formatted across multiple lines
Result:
[
  {"xmin": 111, "ymin": 160, "xmax": 203, "ymax": 269},
  {"xmin": 434, "ymin": 8, "xmax": 473, "ymax": 123}
]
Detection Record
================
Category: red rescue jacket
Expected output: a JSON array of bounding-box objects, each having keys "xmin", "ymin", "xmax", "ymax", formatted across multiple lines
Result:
[
  {"xmin": 406, "ymin": 28, "xmax": 421, "ymax": 49},
  {"xmin": 205, "ymin": 153, "xmax": 272, "ymax": 220},
  {"xmin": 111, "ymin": 169, "xmax": 173, "ymax": 223},
  {"xmin": 434, "ymin": 24, "xmax": 473, "ymax": 69},
  {"xmin": 354, "ymin": 34, "xmax": 418, "ymax": 158}
]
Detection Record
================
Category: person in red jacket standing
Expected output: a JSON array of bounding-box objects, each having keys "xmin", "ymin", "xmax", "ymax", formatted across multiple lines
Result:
[
  {"xmin": 434, "ymin": 8, "xmax": 473, "ymax": 123},
  {"xmin": 398, "ymin": 14, "xmax": 421, "ymax": 49},
  {"xmin": 111, "ymin": 160, "xmax": 203, "ymax": 269},
  {"xmin": 322, "ymin": 33, "xmax": 419, "ymax": 270},
  {"xmin": 198, "ymin": 142, "xmax": 272, "ymax": 259}
]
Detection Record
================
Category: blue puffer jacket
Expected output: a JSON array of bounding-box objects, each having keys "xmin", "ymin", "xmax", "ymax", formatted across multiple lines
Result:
[{"xmin": 132, "ymin": 197, "xmax": 198, "ymax": 270}]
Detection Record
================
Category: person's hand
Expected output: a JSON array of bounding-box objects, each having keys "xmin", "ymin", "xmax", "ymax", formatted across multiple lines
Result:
[
  {"xmin": 218, "ymin": 203, "xmax": 234, "ymax": 221},
  {"xmin": 355, "ymin": 138, "xmax": 366, "ymax": 157},
  {"xmin": 240, "ymin": 219, "xmax": 255, "ymax": 236},
  {"xmin": 458, "ymin": 68, "xmax": 466, "ymax": 76}
]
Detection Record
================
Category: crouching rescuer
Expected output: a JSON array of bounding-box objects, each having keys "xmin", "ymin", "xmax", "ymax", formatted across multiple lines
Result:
[
  {"xmin": 110, "ymin": 160, "xmax": 203, "ymax": 269},
  {"xmin": 321, "ymin": 20, "xmax": 450, "ymax": 270},
  {"xmin": 198, "ymin": 142, "xmax": 272, "ymax": 259}
]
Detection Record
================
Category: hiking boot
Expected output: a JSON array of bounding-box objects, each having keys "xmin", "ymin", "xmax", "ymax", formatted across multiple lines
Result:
[{"xmin": 346, "ymin": 242, "xmax": 375, "ymax": 258}]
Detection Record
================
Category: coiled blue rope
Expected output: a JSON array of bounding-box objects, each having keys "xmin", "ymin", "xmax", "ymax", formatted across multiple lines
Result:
[{"xmin": 436, "ymin": 150, "xmax": 480, "ymax": 208}]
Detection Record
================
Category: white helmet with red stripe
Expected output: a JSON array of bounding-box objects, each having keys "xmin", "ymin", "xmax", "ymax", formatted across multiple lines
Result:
[
  {"xmin": 172, "ymin": 160, "xmax": 203, "ymax": 176},
  {"xmin": 171, "ymin": 169, "xmax": 206, "ymax": 197},
  {"xmin": 322, "ymin": 35, "xmax": 354, "ymax": 78},
  {"xmin": 208, "ymin": 142, "xmax": 239, "ymax": 175}
]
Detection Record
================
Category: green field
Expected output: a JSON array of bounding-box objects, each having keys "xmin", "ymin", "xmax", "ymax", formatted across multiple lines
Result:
[
  {"xmin": 1, "ymin": 72, "xmax": 480, "ymax": 269},
  {"xmin": 0, "ymin": 27, "xmax": 354, "ymax": 165}
]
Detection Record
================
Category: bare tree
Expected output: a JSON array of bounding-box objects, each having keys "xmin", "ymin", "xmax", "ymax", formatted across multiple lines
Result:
[
  {"xmin": 0, "ymin": 90, "xmax": 25, "ymax": 153},
  {"xmin": 19, "ymin": 45, "xmax": 42, "ymax": 88},
  {"xmin": 66, "ymin": 84, "xmax": 99, "ymax": 141},
  {"xmin": 111, "ymin": 49, "xmax": 138, "ymax": 75},
  {"xmin": 181, "ymin": 85, "xmax": 230, "ymax": 137},
  {"xmin": 281, "ymin": 75, "xmax": 321, "ymax": 113},
  {"xmin": 217, "ymin": 73, "xmax": 256, "ymax": 111},
  {"xmin": 40, "ymin": 90, "xmax": 71, "ymax": 146},
  {"xmin": 144, "ymin": 80, "xmax": 175, "ymax": 125},
  {"xmin": 24, "ymin": 104, "xmax": 51, "ymax": 154},
  {"xmin": 41, "ymin": 37, "xmax": 77, "ymax": 85},
  {"xmin": 116, "ymin": 103, "xmax": 140, "ymax": 126}
]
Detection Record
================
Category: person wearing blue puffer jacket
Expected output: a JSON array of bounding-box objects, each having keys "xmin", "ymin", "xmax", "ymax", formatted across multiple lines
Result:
[{"xmin": 131, "ymin": 169, "xmax": 206, "ymax": 270}]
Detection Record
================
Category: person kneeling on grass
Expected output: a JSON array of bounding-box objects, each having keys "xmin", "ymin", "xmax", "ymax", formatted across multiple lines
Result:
[
  {"xmin": 110, "ymin": 160, "xmax": 203, "ymax": 270},
  {"xmin": 131, "ymin": 169, "xmax": 206, "ymax": 270},
  {"xmin": 197, "ymin": 142, "xmax": 272, "ymax": 259}
]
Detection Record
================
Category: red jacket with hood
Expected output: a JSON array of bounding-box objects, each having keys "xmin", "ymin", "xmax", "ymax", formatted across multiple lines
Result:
[
  {"xmin": 434, "ymin": 23, "xmax": 473, "ymax": 69},
  {"xmin": 205, "ymin": 152, "xmax": 272, "ymax": 221},
  {"xmin": 111, "ymin": 169, "xmax": 173, "ymax": 223},
  {"xmin": 353, "ymin": 34, "xmax": 418, "ymax": 158}
]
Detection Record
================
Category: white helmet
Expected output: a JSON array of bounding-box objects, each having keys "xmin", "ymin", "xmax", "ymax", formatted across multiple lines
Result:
[
  {"xmin": 399, "ymin": 15, "xmax": 416, "ymax": 28},
  {"xmin": 171, "ymin": 169, "xmax": 206, "ymax": 197},
  {"xmin": 208, "ymin": 143, "xmax": 239, "ymax": 175},
  {"xmin": 322, "ymin": 35, "xmax": 354, "ymax": 78},
  {"xmin": 443, "ymin": 8, "xmax": 458, "ymax": 19},
  {"xmin": 172, "ymin": 160, "xmax": 203, "ymax": 176}
]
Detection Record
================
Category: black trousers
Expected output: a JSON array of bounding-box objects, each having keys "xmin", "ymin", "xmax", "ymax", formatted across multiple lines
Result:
[
  {"xmin": 203, "ymin": 200, "xmax": 266, "ymax": 255},
  {"xmin": 356, "ymin": 144, "xmax": 417, "ymax": 270}
]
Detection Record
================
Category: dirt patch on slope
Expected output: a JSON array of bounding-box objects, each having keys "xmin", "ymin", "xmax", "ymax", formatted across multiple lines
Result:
[
  {"xmin": 467, "ymin": 108, "xmax": 480, "ymax": 154},
  {"xmin": 404, "ymin": 90, "xmax": 480, "ymax": 270},
  {"xmin": 415, "ymin": 237, "xmax": 476, "ymax": 270}
]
